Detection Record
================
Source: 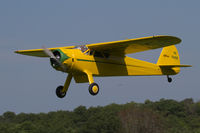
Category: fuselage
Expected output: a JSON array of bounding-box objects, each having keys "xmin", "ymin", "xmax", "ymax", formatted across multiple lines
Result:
[{"xmin": 59, "ymin": 48, "xmax": 179, "ymax": 77}]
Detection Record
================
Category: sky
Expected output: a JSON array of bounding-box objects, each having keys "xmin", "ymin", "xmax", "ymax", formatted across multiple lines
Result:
[{"xmin": 0, "ymin": 0, "xmax": 199, "ymax": 114}]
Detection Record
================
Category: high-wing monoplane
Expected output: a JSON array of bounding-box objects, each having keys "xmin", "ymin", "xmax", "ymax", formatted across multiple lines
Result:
[{"xmin": 15, "ymin": 35, "xmax": 191, "ymax": 98}]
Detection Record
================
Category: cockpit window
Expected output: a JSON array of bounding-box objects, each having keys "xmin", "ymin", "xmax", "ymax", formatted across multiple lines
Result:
[
  {"xmin": 74, "ymin": 45, "xmax": 110, "ymax": 58},
  {"xmin": 74, "ymin": 45, "xmax": 89, "ymax": 54}
]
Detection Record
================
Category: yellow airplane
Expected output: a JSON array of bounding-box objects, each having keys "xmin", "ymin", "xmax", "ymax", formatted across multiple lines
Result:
[{"xmin": 15, "ymin": 35, "xmax": 191, "ymax": 98}]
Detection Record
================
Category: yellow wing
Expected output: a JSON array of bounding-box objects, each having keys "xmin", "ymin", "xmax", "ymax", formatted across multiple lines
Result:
[
  {"xmin": 86, "ymin": 35, "xmax": 181, "ymax": 55},
  {"xmin": 15, "ymin": 35, "xmax": 181, "ymax": 57},
  {"xmin": 15, "ymin": 46, "xmax": 74, "ymax": 57}
]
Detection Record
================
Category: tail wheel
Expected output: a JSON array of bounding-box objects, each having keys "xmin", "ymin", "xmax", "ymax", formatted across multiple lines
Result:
[
  {"xmin": 89, "ymin": 83, "xmax": 99, "ymax": 96},
  {"xmin": 167, "ymin": 76, "xmax": 172, "ymax": 83},
  {"xmin": 56, "ymin": 86, "xmax": 66, "ymax": 98}
]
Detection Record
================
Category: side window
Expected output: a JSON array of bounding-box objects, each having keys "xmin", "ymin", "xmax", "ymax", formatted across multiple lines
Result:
[
  {"xmin": 89, "ymin": 50, "xmax": 94, "ymax": 55},
  {"xmin": 103, "ymin": 52, "xmax": 110, "ymax": 58},
  {"xmin": 94, "ymin": 51, "xmax": 104, "ymax": 58}
]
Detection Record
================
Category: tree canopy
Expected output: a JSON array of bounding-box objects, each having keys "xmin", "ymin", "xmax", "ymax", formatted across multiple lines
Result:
[{"xmin": 0, "ymin": 98, "xmax": 200, "ymax": 133}]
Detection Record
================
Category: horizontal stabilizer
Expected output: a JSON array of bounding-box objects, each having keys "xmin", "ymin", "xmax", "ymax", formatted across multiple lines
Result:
[{"xmin": 159, "ymin": 65, "xmax": 192, "ymax": 68}]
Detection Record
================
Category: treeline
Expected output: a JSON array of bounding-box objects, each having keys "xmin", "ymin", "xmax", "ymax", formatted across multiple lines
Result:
[{"xmin": 1, "ymin": 98, "xmax": 200, "ymax": 133}]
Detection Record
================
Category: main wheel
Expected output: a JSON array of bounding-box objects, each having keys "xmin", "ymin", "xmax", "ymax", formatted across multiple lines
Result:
[
  {"xmin": 56, "ymin": 86, "xmax": 66, "ymax": 98},
  {"xmin": 88, "ymin": 83, "xmax": 99, "ymax": 96}
]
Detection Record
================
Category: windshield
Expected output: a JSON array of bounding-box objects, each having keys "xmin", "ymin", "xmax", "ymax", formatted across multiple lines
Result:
[
  {"xmin": 74, "ymin": 45, "xmax": 109, "ymax": 58},
  {"xmin": 74, "ymin": 45, "xmax": 88, "ymax": 53}
]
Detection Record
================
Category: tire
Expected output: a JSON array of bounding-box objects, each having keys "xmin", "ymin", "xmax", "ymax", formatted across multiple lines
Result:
[
  {"xmin": 56, "ymin": 86, "xmax": 66, "ymax": 98},
  {"xmin": 88, "ymin": 83, "xmax": 99, "ymax": 96},
  {"xmin": 168, "ymin": 77, "xmax": 172, "ymax": 83}
]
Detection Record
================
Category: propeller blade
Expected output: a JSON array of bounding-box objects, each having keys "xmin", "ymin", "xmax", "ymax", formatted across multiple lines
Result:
[{"xmin": 42, "ymin": 46, "xmax": 56, "ymax": 59}]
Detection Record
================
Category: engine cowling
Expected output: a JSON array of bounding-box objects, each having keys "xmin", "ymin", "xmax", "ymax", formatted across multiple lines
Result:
[{"xmin": 50, "ymin": 49, "xmax": 70, "ymax": 70}]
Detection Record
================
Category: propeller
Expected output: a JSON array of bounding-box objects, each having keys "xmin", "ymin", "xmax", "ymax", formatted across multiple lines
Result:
[
  {"xmin": 42, "ymin": 46, "xmax": 56, "ymax": 59},
  {"xmin": 42, "ymin": 46, "xmax": 66, "ymax": 70}
]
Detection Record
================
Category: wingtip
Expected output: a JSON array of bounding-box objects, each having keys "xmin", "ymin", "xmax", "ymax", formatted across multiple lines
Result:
[
  {"xmin": 151, "ymin": 35, "xmax": 182, "ymax": 44},
  {"xmin": 14, "ymin": 50, "xmax": 24, "ymax": 54},
  {"xmin": 166, "ymin": 35, "xmax": 182, "ymax": 44},
  {"xmin": 175, "ymin": 36, "xmax": 182, "ymax": 44},
  {"xmin": 14, "ymin": 50, "xmax": 19, "ymax": 53}
]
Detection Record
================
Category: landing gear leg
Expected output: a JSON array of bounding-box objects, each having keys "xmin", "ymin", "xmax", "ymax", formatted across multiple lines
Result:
[
  {"xmin": 56, "ymin": 73, "xmax": 72, "ymax": 98},
  {"xmin": 86, "ymin": 73, "xmax": 99, "ymax": 96},
  {"xmin": 167, "ymin": 75, "xmax": 172, "ymax": 83}
]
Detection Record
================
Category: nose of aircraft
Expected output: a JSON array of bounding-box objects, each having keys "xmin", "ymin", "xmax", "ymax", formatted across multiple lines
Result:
[{"xmin": 50, "ymin": 49, "xmax": 70, "ymax": 72}]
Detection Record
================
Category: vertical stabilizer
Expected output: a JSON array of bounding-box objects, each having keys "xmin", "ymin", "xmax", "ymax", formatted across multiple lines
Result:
[{"xmin": 157, "ymin": 45, "xmax": 180, "ymax": 65}]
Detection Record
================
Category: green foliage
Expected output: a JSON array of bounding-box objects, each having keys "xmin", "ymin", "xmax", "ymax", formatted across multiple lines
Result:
[
  {"xmin": 118, "ymin": 105, "xmax": 164, "ymax": 133},
  {"xmin": 0, "ymin": 98, "xmax": 200, "ymax": 133}
]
